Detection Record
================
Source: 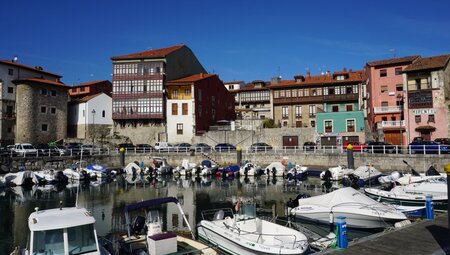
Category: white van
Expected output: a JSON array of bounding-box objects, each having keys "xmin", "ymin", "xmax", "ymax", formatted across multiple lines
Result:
[
  {"xmin": 154, "ymin": 142, "xmax": 173, "ymax": 152},
  {"xmin": 14, "ymin": 143, "xmax": 38, "ymax": 156}
]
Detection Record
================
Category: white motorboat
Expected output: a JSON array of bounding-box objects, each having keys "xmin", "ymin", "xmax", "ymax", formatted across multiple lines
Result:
[
  {"xmin": 4, "ymin": 170, "xmax": 39, "ymax": 186},
  {"xmin": 198, "ymin": 160, "xmax": 218, "ymax": 176},
  {"xmin": 123, "ymin": 162, "xmax": 142, "ymax": 175},
  {"xmin": 25, "ymin": 206, "xmax": 107, "ymax": 255},
  {"xmin": 119, "ymin": 197, "xmax": 217, "ymax": 255},
  {"xmin": 320, "ymin": 165, "xmax": 353, "ymax": 181},
  {"xmin": 173, "ymin": 159, "xmax": 196, "ymax": 176},
  {"xmin": 197, "ymin": 207, "xmax": 308, "ymax": 255},
  {"xmin": 349, "ymin": 165, "xmax": 383, "ymax": 184},
  {"xmin": 365, "ymin": 179, "xmax": 448, "ymax": 210},
  {"xmin": 34, "ymin": 169, "xmax": 68, "ymax": 184},
  {"xmin": 240, "ymin": 162, "xmax": 262, "ymax": 176},
  {"xmin": 85, "ymin": 164, "xmax": 110, "ymax": 179},
  {"xmin": 397, "ymin": 174, "xmax": 446, "ymax": 185},
  {"xmin": 63, "ymin": 162, "xmax": 91, "ymax": 181},
  {"xmin": 286, "ymin": 165, "xmax": 308, "ymax": 180},
  {"xmin": 151, "ymin": 157, "xmax": 172, "ymax": 175},
  {"xmin": 290, "ymin": 187, "xmax": 407, "ymax": 229},
  {"xmin": 265, "ymin": 162, "xmax": 286, "ymax": 177}
]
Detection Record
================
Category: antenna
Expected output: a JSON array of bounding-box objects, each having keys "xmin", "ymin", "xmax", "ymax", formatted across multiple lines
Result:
[{"xmin": 389, "ymin": 48, "xmax": 396, "ymax": 58}]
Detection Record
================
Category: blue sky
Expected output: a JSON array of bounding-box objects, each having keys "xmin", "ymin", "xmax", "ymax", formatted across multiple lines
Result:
[{"xmin": 1, "ymin": 0, "xmax": 449, "ymax": 85}]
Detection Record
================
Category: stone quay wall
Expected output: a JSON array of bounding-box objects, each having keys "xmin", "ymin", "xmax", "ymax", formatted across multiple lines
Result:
[{"xmin": 1, "ymin": 152, "xmax": 449, "ymax": 174}]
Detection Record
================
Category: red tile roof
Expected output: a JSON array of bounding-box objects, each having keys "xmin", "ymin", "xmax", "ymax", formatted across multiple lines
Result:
[
  {"xmin": 78, "ymin": 93, "xmax": 107, "ymax": 102},
  {"xmin": 366, "ymin": 56, "xmax": 420, "ymax": 67},
  {"xmin": 223, "ymin": 81, "xmax": 244, "ymax": 84},
  {"xmin": 166, "ymin": 73, "xmax": 215, "ymax": 84},
  {"xmin": 269, "ymin": 70, "xmax": 365, "ymax": 88},
  {"xmin": 238, "ymin": 81, "xmax": 273, "ymax": 91},
  {"xmin": 13, "ymin": 78, "xmax": 69, "ymax": 88},
  {"xmin": 72, "ymin": 80, "xmax": 111, "ymax": 88},
  {"xmin": 0, "ymin": 60, "xmax": 62, "ymax": 78},
  {"xmin": 111, "ymin": 45, "xmax": 185, "ymax": 60},
  {"xmin": 403, "ymin": 54, "xmax": 450, "ymax": 72}
]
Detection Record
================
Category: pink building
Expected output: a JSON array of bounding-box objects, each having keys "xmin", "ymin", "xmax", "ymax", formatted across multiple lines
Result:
[
  {"xmin": 403, "ymin": 54, "xmax": 450, "ymax": 142},
  {"xmin": 365, "ymin": 56, "xmax": 418, "ymax": 145}
]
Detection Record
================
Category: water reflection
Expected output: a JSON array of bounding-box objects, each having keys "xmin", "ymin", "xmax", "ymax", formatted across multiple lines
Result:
[{"xmin": 0, "ymin": 174, "xmax": 370, "ymax": 252}]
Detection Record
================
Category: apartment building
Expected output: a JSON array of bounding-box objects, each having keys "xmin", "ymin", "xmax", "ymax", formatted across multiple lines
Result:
[
  {"xmin": 365, "ymin": 56, "xmax": 419, "ymax": 145},
  {"xmin": 403, "ymin": 54, "xmax": 450, "ymax": 142},
  {"xmin": 166, "ymin": 73, "xmax": 235, "ymax": 143},
  {"xmin": 110, "ymin": 45, "xmax": 206, "ymax": 143}
]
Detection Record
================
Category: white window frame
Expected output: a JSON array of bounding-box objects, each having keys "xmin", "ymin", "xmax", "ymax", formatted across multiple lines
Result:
[
  {"xmin": 324, "ymin": 119, "xmax": 333, "ymax": 133},
  {"xmin": 346, "ymin": 118, "xmax": 356, "ymax": 132}
]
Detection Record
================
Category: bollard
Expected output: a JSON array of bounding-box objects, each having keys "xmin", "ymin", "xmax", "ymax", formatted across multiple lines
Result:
[
  {"xmin": 119, "ymin": 148, "xmax": 125, "ymax": 168},
  {"xmin": 335, "ymin": 216, "xmax": 348, "ymax": 249},
  {"xmin": 445, "ymin": 163, "xmax": 450, "ymax": 235},
  {"xmin": 346, "ymin": 144, "xmax": 354, "ymax": 169},
  {"xmin": 425, "ymin": 195, "xmax": 434, "ymax": 220},
  {"xmin": 236, "ymin": 146, "xmax": 242, "ymax": 166},
  {"xmin": 329, "ymin": 211, "xmax": 334, "ymax": 233}
]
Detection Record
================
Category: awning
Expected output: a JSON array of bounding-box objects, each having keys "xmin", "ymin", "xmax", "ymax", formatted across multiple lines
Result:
[{"xmin": 415, "ymin": 125, "xmax": 436, "ymax": 131}]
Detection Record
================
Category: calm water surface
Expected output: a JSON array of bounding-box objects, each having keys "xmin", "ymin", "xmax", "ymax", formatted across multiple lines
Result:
[{"xmin": 0, "ymin": 171, "xmax": 377, "ymax": 252}]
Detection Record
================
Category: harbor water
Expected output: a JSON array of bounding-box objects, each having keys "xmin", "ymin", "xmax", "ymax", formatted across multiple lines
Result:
[{"xmin": 0, "ymin": 168, "xmax": 380, "ymax": 252}]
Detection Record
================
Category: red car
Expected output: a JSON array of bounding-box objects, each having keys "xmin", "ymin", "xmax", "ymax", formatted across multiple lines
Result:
[{"xmin": 342, "ymin": 141, "xmax": 367, "ymax": 152}]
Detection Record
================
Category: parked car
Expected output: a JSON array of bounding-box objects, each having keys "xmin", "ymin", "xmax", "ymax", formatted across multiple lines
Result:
[
  {"xmin": 173, "ymin": 143, "xmax": 192, "ymax": 152},
  {"xmin": 190, "ymin": 143, "xmax": 212, "ymax": 153},
  {"xmin": 81, "ymin": 144, "xmax": 104, "ymax": 154},
  {"xmin": 154, "ymin": 142, "xmax": 173, "ymax": 152},
  {"xmin": 215, "ymin": 143, "xmax": 236, "ymax": 152},
  {"xmin": 135, "ymin": 144, "xmax": 153, "ymax": 153},
  {"xmin": 65, "ymin": 143, "xmax": 82, "ymax": 155},
  {"xmin": 116, "ymin": 143, "xmax": 136, "ymax": 151},
  {"xmin": 342, "ymin": 141, "xmax": 367, "ymax": 152},
  {"xmin": 303, "ymin": 142, "xmax": 316, "ymax": 151},
  {"xmin": 14, "ymin": 143, "xmax": 38, "ymax": 156},
  {"xmin": 408, "ymin": 140, "xmax": 449, "ymax": 154},
  {"xmin": 434, "ymin": 138, "xmax": 450, "ymax": 145},
  {"xmin": 35, "ymin": 144, "xmax": 67, "ymax": 156},
  {"xmin": 365, "ymin": 141, "xmax": 397, "ymax": 154},
  {"xmin": 250, "ymin": 142, "xmax": 273, "ymax": 152}
]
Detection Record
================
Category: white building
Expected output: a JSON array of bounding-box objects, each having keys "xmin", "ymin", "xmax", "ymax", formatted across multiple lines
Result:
[{"xmin": 68, "ymin": 93, "xmax": 113, "ymax": 139}]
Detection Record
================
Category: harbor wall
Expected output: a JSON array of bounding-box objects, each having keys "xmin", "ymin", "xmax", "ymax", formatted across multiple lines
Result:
[{"xmin": 1, "ymin": 152, "xmax": 449, "ymax": 173}]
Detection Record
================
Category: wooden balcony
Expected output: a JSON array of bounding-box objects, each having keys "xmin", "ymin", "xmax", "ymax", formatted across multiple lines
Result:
[
  {"xmin": 113, "ymin": 113, "xmax": 163, "ymax": 120},
  {"xmin": 323, "ymin": 93, "xmax": 358, "ymax": 102},
  {"xmin": 273, "ymin": 96, "xmax": 323, "ymax": 105}
]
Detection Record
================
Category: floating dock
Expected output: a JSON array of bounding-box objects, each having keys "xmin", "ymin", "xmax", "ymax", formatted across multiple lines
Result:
[{"xmin": 323, "ymin": 214, "xmax": 449, "ymax": 254}]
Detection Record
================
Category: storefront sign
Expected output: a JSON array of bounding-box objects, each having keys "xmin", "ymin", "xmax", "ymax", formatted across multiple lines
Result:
[{"xmin": 412, "ymin": 109, "xmax": 436, "ymax": 115}]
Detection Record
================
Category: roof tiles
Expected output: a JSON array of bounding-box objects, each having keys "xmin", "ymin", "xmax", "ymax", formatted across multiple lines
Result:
[
  {"xmin": 403, "ymin": 54, "xmax": 450, "ymax": 72},
  {"xmin": 111, "ymin": 45, "xmax": 185, "ymax": 60},
  {"xmin": 366, "ymin": 56, "xmax": 420, "ymax": 67}
]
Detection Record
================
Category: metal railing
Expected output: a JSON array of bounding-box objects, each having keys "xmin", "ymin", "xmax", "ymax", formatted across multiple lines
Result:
[
  {"xmin": 373, "ymin": 106, "xmax": 402, "ymax": 114},
  {"xmin": 2, "ymin": 144, "xmax": 449, "ymax": 158},
  {"xmin": 377, "ymin": 120, "xmax": 405, "ymax": 128}
]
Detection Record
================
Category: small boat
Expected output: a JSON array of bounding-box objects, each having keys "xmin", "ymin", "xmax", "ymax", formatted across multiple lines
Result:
[
  {"xmin": 264, "ymin": 162, "xmax": 286, "ymax": 177},
  {"xmin": 85, "ymin": 163, "xmax": 110, "ymax": 179},
  {"xmin": 119, "ymin": 197, "xmax": 217, "ymax": 255},
  {"xmin": 217, "ymin": 165, "xmax": 240, "ymax": 178},
  {"xmin": 4, "ymin": 170, "xmax": 39, "ymax": 186},
  {"xmin": 123, "ymin": 162, "xmax": 143, "ymax": 175},
  {"xmin": 151, "ymin": 157, "xmax": 172, "ymax": 175},
  {"xmin": 365, "ymin": 180, "xmax": 448, "ymax": 210},
  {"xmin": 286, "ymin": 165, "xmax": 308, "ymax": 180},
  {"xmin": 173, "ymin": 159, "xmax": 196, "ymax": 176},
  {"xmin": 198, "ymin": 205, "xmax": 308, "ymax": 255},
  {"xmin": 396, "ymin": 166, "xmax": 446, "ymax": 185},
  {"xmin": 198, "ymin": 160, "xmax": 218, "ymax": 176},
  {"xmin": 25, "ymin": 205, "xmax": 108, "ymax": 255},
  {"xmin": 239, "ymin": 162, "xmax": 262, "ymax": 176},
  {"xmin": 348, "ymin": 165, "xmax": 383, "ymax": 185},
  {"xmin": 63, "ymin": 162, "xmax": 92, "ymax": 181},
  {"xmin": 320, "ymin": 165, "xmax": 353, "ymax": 181},
  {"xmin": 290, "ymin": 187, "xmax": 407, "ymax": 229},
  {"xmin": 34, "ymin": 169, "xmax": 68, "ymax": 184}
]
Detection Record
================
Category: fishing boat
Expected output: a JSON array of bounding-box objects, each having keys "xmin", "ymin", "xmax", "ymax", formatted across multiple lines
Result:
[
  {"xmin": 290, "ymin": 187, "xmax": 407, "ymax": 229},
  {"xmin": 151, "ymin": 157, "xmax": 172, "ymax": 175},
  {"xmin": 320, "ymin": 165, "xmax": 353, "ymax": 181},
  {"xmin": 4, "ymin": 170, "xmax": 39, "ymax": 186},
  {"xmin": 365, "ymin": 180, "xmax": 448, "ymax": 210},
  {"xmin": 286, "ymin": 165, "xmax": 308, "ymax": 180},
  {"xmin": 239, "ymin": 162, "xmax": 262, "ymax": 176},
  {"xmin": 264, "ymin": 162, "xmax": 286, "ymax": 177},
  {"xmin": 24, "ymin": 205, "xmax": 109, "ymax": 255},
  {"xmin": 197, "ymin": 205, "xmax": 309, "ymax": 255},
  {"xmin": 118, "ymin": 197, "xmax": 217, "ymax": 255}
]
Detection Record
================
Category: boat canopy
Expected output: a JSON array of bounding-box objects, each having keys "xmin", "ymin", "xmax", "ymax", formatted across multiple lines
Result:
[
  {"xmin": 298, "ymin": 187, "xmax": 379, "ymax": 208},
  {"xmin": 124, "ymin": 197, "xmax": 179, "ymax": 213}
]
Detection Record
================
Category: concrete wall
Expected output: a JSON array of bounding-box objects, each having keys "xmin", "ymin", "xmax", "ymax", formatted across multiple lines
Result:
[
  {"xmin": 112, "ymin": 124, "xmax": 165, "ymax": 146},
  {"xmin": 193, "ymin": 127, "xmax": 316, "ymax": 148}
]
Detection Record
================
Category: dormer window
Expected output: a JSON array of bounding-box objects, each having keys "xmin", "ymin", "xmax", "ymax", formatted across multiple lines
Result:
[{"xmin": 336, "ymin": 75, "xmax": 345, "ymax": 81}]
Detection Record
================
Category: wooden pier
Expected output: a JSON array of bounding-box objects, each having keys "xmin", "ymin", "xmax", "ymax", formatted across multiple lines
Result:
[{"xmin": 324, "ymin": 214, "xmax": 450, "ymax": 254}]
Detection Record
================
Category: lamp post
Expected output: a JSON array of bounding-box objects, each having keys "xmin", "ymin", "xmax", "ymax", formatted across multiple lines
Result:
[
  {"xmin": 91, "ymin": 109, "xmax": 96, "ymax": 147},
  {"xmin": 397, "ymin": 94, "xmax": 404, "ymax": 149}
]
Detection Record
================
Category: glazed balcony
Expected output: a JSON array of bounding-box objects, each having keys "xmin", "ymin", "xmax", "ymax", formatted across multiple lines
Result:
[
  {"xmin": 373, "ymin": 106, "xmax": 402, "ymax": 114},
  {"xmin": 377, "ymin": 120, "xmax": 405, "ymax": 129}
]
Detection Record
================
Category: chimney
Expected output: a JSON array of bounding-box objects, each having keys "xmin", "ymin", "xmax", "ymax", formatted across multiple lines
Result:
[
  {"xmin": 294, "ymin": 75, "xmax": 305, "ymax": 83},
  {"xmin": 271, "ymin": 76, "xmax": 281, "ymax": 84},
  {"xmin": 306, "ymin": 70, "xmax": 311, "ymax": 77},
  {"xmin": 326, "ymin": 70, "xmax": 330, "ymax": 76},
  {"xmin": 343, "ymin": 67, "xmax": 347, "ymax": 72},
  {"xmin": 349, "ymin": 68, "xmax": 352, "ymax": 72}
]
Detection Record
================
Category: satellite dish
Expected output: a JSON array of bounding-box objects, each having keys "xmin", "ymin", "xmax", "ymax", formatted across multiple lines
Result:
[{"xmin": 12, "ymin": 56, "xmax": 18, "ymax": 62}]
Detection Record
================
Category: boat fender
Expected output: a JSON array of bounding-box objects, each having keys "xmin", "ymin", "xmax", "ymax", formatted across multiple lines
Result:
[{"xmin": 394, "ymin": 220, "xmax": 411, "ymax": 228}]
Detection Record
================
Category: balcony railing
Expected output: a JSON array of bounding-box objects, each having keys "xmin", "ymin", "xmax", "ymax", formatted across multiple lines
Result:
[
  {"xmin": 373, "ymin": 106, "xmax": 402, "ymax": 114},
  {"xmin": 377, "ymin": 120, "xmax": 405, "ymax": 129}
]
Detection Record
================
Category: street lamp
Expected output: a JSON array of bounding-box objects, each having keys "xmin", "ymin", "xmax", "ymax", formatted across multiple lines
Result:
[{"xmin": 92, "ymin": 109, "xmax": 96, "ymax": 147}]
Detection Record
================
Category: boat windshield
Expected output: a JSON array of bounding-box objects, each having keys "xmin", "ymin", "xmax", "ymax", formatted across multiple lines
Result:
[
  {"xmin": 33, "ymin": 229, "xmax": 64, "ymax": 255},
  {"xmin": 67, "ymin": 224, "xmax": 98, "ymax": 254},
  {"xmin": 239, "ymin": 204, "xmax": 256, "ymax": 219}
]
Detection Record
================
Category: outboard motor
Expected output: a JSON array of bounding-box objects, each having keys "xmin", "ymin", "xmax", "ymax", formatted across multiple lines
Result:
[
  {"xmin": 244, "ymin": 167, "xmax": 248, "ymax": 178},
  {"xmin": 54, "ymin": 171, "xmax": 68, "ymax": 184},
  {"xmin": 322, "ymin": 170, "xmax": 332, "ymax": 182},
  {"xmin": 266, "ymin": 168, "xmax": 270, "ymax": 176},
  {"xmin": 272, "ymin": 167, "xmax": 276, "ymax": 178}
]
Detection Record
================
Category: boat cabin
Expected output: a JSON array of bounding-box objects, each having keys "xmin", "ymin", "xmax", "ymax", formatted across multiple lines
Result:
[{"xmin": 28, "ymin": 207, "xmax": 101, "ymax": 255}]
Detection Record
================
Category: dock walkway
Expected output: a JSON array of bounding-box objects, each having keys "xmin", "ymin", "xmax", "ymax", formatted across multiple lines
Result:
[{"xmin": 324, "ymin": 214, "xmax": 450, "ymax": 254}]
